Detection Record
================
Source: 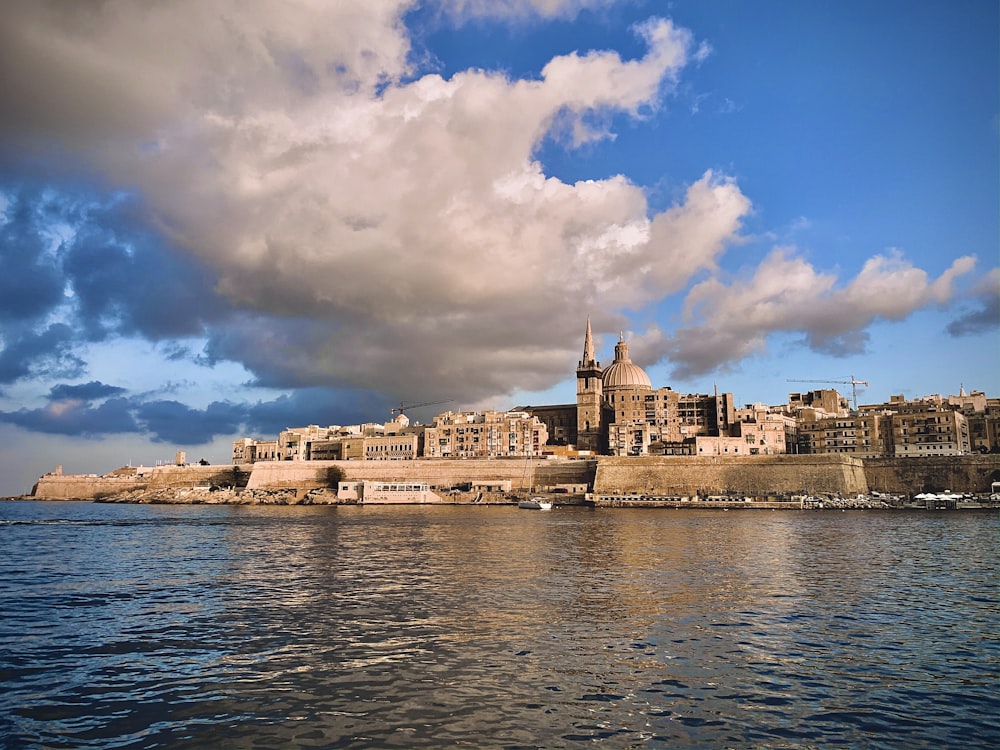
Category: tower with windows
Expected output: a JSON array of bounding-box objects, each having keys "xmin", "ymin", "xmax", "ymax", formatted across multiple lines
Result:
[{"xmin": 576, "ymin": 318, "xmax": 604, "ymax": 453}]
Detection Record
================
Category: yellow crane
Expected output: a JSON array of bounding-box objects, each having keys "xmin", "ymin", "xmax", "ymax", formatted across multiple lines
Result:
[{"xmin": 787, "ymin": 376, "xmax": 869, "ymax": 410}]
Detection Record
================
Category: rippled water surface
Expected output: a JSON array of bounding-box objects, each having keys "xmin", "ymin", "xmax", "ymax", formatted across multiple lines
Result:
[{"xmin": 1, "ymin": 501, "xmax": 998, "ymax": 748}]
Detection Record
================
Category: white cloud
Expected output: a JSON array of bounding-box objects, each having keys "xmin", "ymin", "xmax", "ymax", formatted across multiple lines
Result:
[
  {"xmin": 663, "ymin": 249, "xmax": 978, "ymax": 377},
  {"xmin": 441, "ymin": 0, "xmax": 619, "ymax": 21},
  {"xmin": 1, "ymin": 5, "xmax": 747, "ymax": 402},
  {"xmin": 1, "ymin": 2, "xmax": 969, "ymax": 407}
]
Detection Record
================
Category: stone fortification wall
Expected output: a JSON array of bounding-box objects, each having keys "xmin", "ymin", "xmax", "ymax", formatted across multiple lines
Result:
[
  {"xmin": 33, "ymin": 464, "xmax": 254, "ymax": 500},
  {"xmin": 32, "ymin": 474, "xmax": 149, "ymax": 500},
  {"xmin": 594, "ymin": 454, "xmax": 869, "ymax": 497},
  {"xmin": 145, "ymin": 464, "xmax": 253, "ymax": 489},
  {"xmin": 864, "ymin": 455, "xmax": 1000, "ymax": 494},
  {"xmin": 246, "ymin": 458, "xmax": 597, "ymax": 491},
  {"xmin": 35, "ymin": 455, "xmax": 997, "ymax": 502}
]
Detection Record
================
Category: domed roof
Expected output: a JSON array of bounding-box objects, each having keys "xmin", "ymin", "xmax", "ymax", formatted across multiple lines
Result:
[{"xmin": 602, "ymin": 335, "xmax": 651, "ymax": 392}]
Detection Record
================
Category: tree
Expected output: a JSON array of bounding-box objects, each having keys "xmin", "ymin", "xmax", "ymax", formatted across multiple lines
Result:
[{"xmin": 325, "ymin": 465, "xmax": 345, "ymax": 488}]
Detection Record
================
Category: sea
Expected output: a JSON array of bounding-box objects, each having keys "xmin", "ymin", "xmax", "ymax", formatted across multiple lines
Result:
[{"xmin": 1, "ymin": 500, "xmax": 997, "ymax": 749}]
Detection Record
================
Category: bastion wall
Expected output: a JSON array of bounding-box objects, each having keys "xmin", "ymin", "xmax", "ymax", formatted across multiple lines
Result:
[
  {"xmin": 593, "ymin": 454, "xmax": 869, "ymax": 497},
  {"xmin": 30, "ymin": 474, "xmax": 149, "ymax": 500},
  {"xmin": 864, "ymin": 455, "xmax": 1000, "ymax": 494},
  {"xmin": 30, "ymin": 454, "xmax": 1000, "ymax": 500},
  {"xmin": 32, "ymin": 464, "xmax": 254, "ymax": 500},
  {"xmin": 244, "ymin": 458, "xmax": 597, "ymax": 491}
]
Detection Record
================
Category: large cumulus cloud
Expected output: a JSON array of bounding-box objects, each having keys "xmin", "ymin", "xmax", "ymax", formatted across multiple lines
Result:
[{"xmin": 0, "ymin": 0, "xmax": 990, "ymax": 424}]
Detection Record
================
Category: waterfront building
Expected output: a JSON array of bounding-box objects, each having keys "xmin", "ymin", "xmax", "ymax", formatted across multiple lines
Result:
[
  {"xmin": 520, "ymin": 403, "xmax": 579, "ymax": 448},
  {"xmin": 732, "ymin": 403, "xmax": 794, "ymax": 455},
  {"xmin": 232, "ymin": 437, "xmax": 281, "ymax": 463},
  {"xmin": 885, "ymin": 401, "xmax": 970, "ymax": 457},
  {"xmin": 232, "ymin": 437, "xmax": 257, "ymax": 464},
  {"xmin": 422, "ymin": 410, "xmax": 548, "ymax": 458},
  {"xmin": 339, "ymin": 433, "xmax": 423, "ymax": 461},
  {"xmin": 947, "ymin": 389, "xmax": 1000, "ymax": 453},
  {"xmin": 336, "ymin": 481, "xmax": 437, "ymax": 504},
  {"xmin": 795, "ymin": 411, "xmax": 882, "ymax": 457},
  {"xmin": 568, "ymin": 324, "xmax": 736, "ymax": 457},
  {"xmin": 693, "ymin": 435, "xmax": 754, "ymax": 456},
  {"xmin": 229, "ymin": 319, "xmax": 994, "ymax": 463},
  {"xmin": 232, "ymin": 415, "xmax": 424, "ymax": 463}
]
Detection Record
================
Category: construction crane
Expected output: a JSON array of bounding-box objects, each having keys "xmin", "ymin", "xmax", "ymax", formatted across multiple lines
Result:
[
  {"xmin": 787, "ymin": 376, "xmax": 869, "ymax": 411},
  {"xmin": 390, "ymin": 399, "xmax": 453, "ymax": 417}
]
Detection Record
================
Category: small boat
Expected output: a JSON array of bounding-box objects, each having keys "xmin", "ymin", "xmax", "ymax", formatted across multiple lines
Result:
[{"xmin": 518, "ymin": 497, "xmax": 552, "ymax": 510}]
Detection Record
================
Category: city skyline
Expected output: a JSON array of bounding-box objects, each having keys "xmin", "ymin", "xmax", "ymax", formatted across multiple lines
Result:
[{"xmin": 1, "ymin": 1, "xmax": 997, "ymax": 495}]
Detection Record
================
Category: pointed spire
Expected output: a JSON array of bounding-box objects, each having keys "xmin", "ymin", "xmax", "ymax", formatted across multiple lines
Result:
[{"xmin": 583, "ymin": 317, "xmax": 596, "ymax": 365}]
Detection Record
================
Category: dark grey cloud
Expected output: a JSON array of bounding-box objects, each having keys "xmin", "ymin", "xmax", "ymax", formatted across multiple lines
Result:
[
  {"xmin": 0, "ymin": 184, "xmax": 232, "ymax": 394},
  {"xmin": 49, "ymin": 380, "xmax": 127, "ymax": 401},
  {"xmin": 0, "ymin": 393, "xmax": 242, "ymax": 444},
  {"xmin": 0, "ymin": 396, "xmax": 138, "ymax": 437},
  {"xmin": 0, "ymin": 324, "xmax": 85, "ymax": 384},
  {"xmin": 0, "ymin": 385, "xmax": 394, "ymax": 445},
  {"xmin": 243, "ymin": 387, "xmax": 390, "ymax": 437},
  {"xmin": 0, "ymin": 187, "xmax": 68, "ymax": 324},
  {"xmin": 62, "ymin": 196, "xmax": 227, "ymax": 341},
  {"xmin": 946, "ymin": 294, "xmax": 999, "ymax": 337},
  {"xmin": 134, "ymin": 400, "xmax": 246, "ymax": 445}
]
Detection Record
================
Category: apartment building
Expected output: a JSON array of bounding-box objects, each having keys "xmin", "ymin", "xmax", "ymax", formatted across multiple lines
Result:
[
  {"xmin": 422, "ymin": 410, "xmax": 547, "ymax": 458},
  {"xmin": 888, "ymin": 405, "xmax": 970, "ymax": 457},
  {"xmin": 231, "ymin": 437, "xmax": 280, "ymax": 463},
  {"xmin": 795, "ymin": 412, "xmax": 882, "ymax": 457},
  {"xmin": 947, "ymin": 389, "xmax": 1000, "ymax": 453},
  {"xmin": 229, "ymin": 322, "xmax": 994, "ymax": 464},
  {"xmin": 732, "ymin": 403, "xmax": 794, "ymax": 455}
]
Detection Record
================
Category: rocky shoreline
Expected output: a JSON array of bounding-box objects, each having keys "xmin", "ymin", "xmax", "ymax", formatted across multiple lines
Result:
[{"xmin": 94, "ymin": 487, "xmax": 354, "ymax": 505}]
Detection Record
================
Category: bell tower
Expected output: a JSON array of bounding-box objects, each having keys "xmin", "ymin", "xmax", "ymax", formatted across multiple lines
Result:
[{"xmin": 576, "ymin": 318, "xmax": 604, "ymax": 453}]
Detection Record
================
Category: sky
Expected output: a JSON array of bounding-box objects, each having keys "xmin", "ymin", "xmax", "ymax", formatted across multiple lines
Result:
[{"xmin": 0, "ymin": 0, "xmax": 997, "ymax": 495}]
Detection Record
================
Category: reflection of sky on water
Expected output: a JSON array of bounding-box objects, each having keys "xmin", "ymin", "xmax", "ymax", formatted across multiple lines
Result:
[{"xmin": 1, "ymin": 503, "xmax": 997, "ymax": 749}]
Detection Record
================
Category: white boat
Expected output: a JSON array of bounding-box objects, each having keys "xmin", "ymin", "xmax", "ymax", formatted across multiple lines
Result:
[{"xmin": 518, "ymin": 497, "xmax": 552, "ymax": 510}]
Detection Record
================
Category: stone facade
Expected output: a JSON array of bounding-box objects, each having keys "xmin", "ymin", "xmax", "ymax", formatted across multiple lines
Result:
[
  {"xmin": 32, "ymin": 453, "xmax": 1000, "ymax": 500},
  {"xmin": 796, "ymin": 411, "xmax": 883, "ymax": 457},
  {"xmin": 888, "ymin": 407, "xmax": 970, "ymax": 457},
  {"xmin": 422, "ymin": 410, "xmax": 547, "ymax": 458},
  {"xmin": 245, "ymin": 457, "xmax": 595, "ymax": 492},
  {"xmin": 575, "ymin": 318, "xmax": 605, "ymax": 454},
  {"xmin": 864, "ymin": 455, "xmax": 1000, "ymax": 494},
  {"xmin": 593, "ymin": 454, "xmax": 869, "ymax": 498},
  {"xmin": 228, "ymin": 322, "xmax": 995, "ymax": 465}
]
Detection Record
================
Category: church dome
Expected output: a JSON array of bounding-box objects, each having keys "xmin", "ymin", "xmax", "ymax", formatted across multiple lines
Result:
[{"xmin": 602, "ymin": 335, "xmax": 651, "ymax": 392}]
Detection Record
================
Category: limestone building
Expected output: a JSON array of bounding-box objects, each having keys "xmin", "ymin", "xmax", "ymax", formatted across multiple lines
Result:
[
  {"xmin": 875, "ymin": 395, "xmax": 971, "ymax": 457},
  {"xmin": 230, "ymin": 319, "xmax": 994, "ymax": 463},
  {"xmin": 422, "ymin": 410, "xmax": 547, "ymax": 458},
  {"xmin": 522, "ymin": 320, "xmax": 737, "ymax": 457},
  {"xmin": 795, "ymin": 411, "xmax": 883, "ymax": 457}
]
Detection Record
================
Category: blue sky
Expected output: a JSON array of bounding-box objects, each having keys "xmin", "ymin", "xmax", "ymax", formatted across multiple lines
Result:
[{"xmin": 0, "ymin": 0, "xmax": 997, "ymax": 495}]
